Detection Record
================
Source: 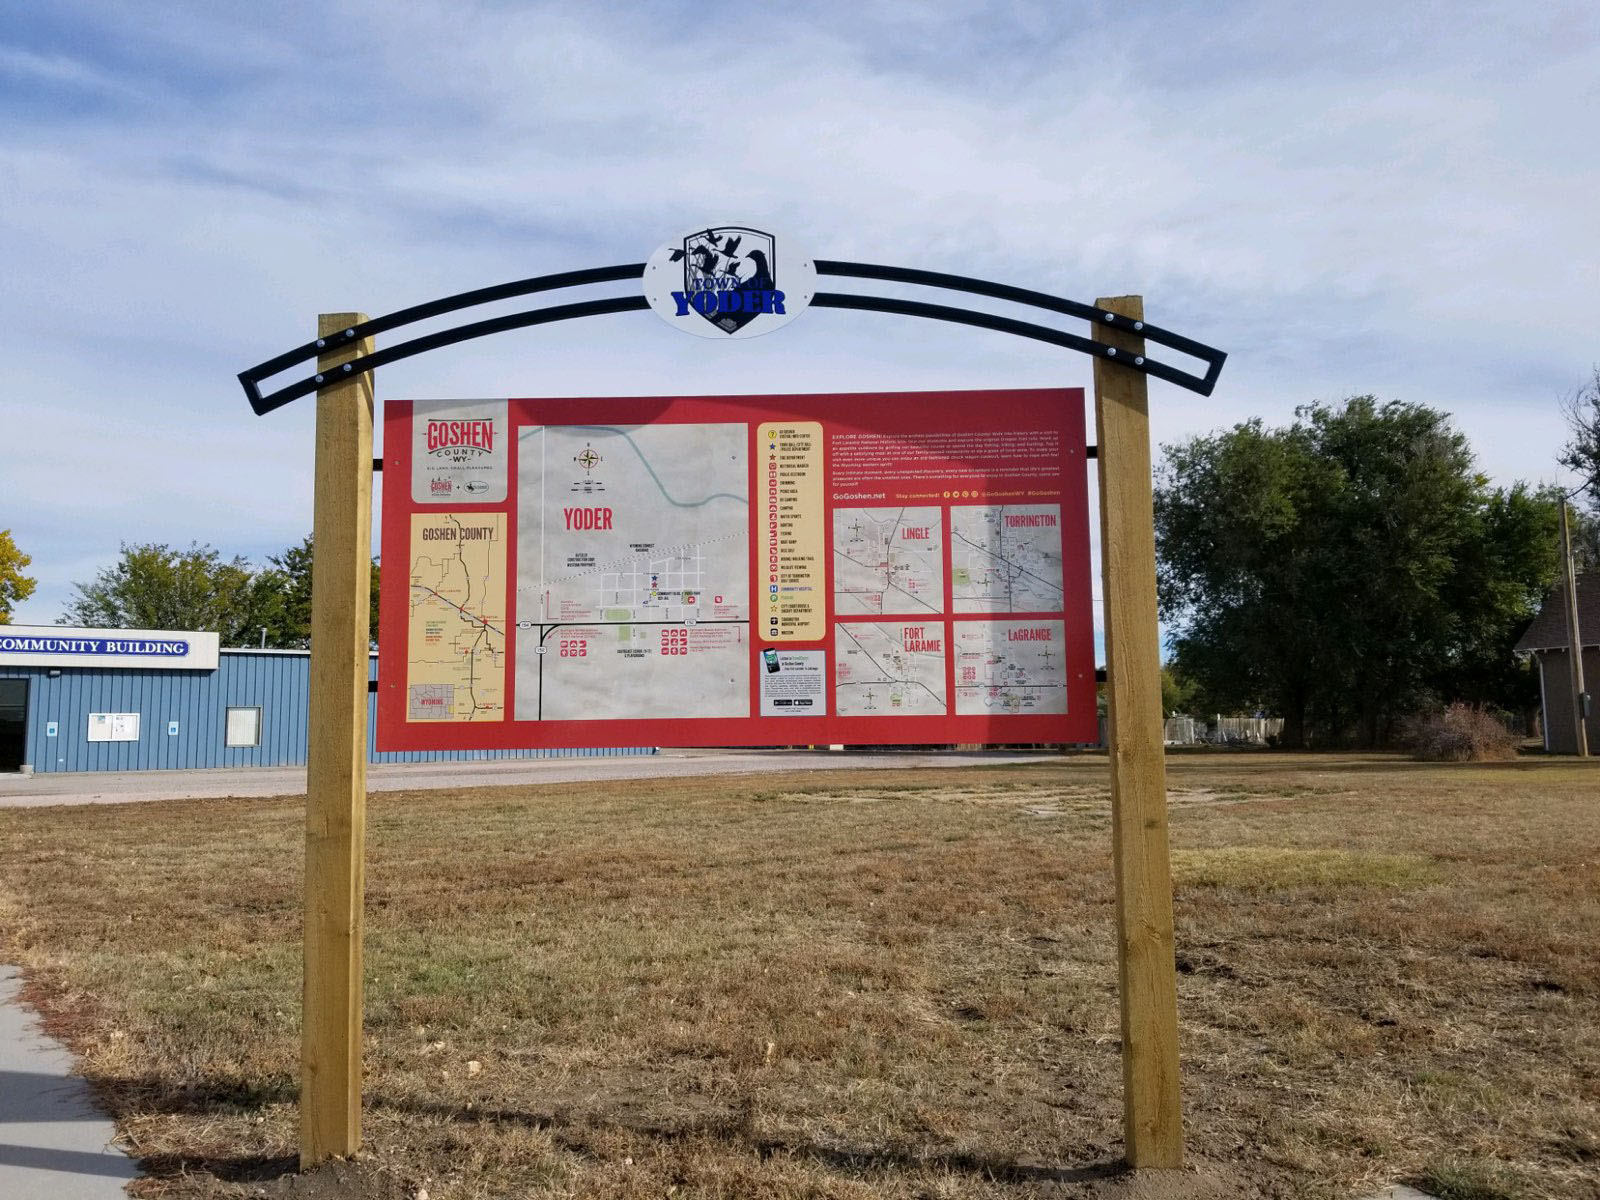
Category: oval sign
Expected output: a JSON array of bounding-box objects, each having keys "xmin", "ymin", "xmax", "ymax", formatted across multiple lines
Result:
[{"xmin": 644, "ymin": 225, "xmax": 816, "ymax": 339}]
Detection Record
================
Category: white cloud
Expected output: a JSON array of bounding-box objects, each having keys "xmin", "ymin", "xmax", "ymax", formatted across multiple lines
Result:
[{"xmin": 2, "ymin": 1, "xmax": 1596, "ymax": 625}]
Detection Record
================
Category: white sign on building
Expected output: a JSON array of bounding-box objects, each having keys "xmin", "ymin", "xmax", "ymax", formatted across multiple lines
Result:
[
  {"xmin": 0, "ymin": 625, "xmax": 221, "ymax": 671},
  {"xmin": 87, "ymin": 712, "xmax": 141, "ymax": 742}
]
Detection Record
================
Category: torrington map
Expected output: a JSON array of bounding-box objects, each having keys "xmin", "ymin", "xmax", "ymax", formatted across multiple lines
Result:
[
  {"xmin": 951, "ymin": 504, "xmax": 1064, "ymax": 613},
  {"xmin": 512, "ymin": 423, "xmax": 748, "ymax": 721}
]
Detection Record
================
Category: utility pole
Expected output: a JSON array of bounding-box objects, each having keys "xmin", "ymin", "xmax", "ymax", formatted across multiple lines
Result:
[{"xmin": 1558, "ymin": 500, "xmax": 1589, "ymax": 757}]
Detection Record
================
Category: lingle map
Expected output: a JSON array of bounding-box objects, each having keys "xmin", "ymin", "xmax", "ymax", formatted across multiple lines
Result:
[
  {"xmin": 376, "ymin": 391, "xmax": 1097, "ymax": 750},
  {"xmin": 832, "ymin": 506, "xmax": 944, "ymax": 616}
]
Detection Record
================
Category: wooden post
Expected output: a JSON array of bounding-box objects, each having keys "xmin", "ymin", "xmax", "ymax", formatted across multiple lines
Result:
[
  {"xmin": 302, "ymin": 313, "xmax": 374, "ymax": 1167},
  {"xmin": 1559, "ymin": 501, "xmax": 1589, "ymax": 757},
  {"xmin": 1092, "ymin": 296, "xmax": 1183, "ymax": 1167}
]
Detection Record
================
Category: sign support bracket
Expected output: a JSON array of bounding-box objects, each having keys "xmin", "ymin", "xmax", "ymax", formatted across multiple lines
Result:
[
  {"xmin": 301, "ymin": 312, "xmax": 374, "ymax": 1167},
  {"xmin": 1093, "ymin": 295, "xmax": 1184, "ymax": 1167}
]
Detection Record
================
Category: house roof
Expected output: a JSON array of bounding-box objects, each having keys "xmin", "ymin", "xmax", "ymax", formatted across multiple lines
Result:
[{"xmin": 1514, "ymin": 572, "xmax": 1600, "ymax": 653}]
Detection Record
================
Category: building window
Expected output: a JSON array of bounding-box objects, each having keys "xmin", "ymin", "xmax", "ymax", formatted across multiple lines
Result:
[{"xmin": 225, "ymin": 707, "xmax": 262, "ymax": 748}]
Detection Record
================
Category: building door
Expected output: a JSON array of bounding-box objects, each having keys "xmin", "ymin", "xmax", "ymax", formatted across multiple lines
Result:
[{"xmin": 0, "ymin": 679, "xmax": 26, "ymax": 772}]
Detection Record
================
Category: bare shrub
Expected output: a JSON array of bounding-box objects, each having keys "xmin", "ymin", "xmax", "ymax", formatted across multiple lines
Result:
[{"xmin": 1402, "ymin": 703, "xmax": 1519, "ymax": 762}]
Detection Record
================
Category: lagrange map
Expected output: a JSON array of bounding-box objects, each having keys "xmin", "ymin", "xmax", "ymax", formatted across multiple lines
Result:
[
  {"xmin": 955, "ymin": 619, "xmax": 1067, "ymax": 715},
  {"xmin": 512, "ymin": 423, "xmax": 748, "ymax": 720}
]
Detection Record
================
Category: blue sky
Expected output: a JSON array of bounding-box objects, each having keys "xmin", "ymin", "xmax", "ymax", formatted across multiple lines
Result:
[{"xmin": 2, "ymin": 1, "xmax": 1597, "ymax": 634}]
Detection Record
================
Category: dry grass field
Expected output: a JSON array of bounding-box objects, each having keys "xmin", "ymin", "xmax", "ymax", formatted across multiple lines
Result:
[{"xmin": 1, "ymin": 753, "xmax": 1597, "ymax": 1199}]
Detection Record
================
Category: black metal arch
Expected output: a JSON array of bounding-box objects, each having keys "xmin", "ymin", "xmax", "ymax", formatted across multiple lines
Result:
[{"xmin": 238, "ymin": 261, "xmax": 1225, "ymax": 415}]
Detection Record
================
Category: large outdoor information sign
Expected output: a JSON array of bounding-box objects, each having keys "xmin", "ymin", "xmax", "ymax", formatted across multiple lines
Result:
[
  {"xmin": 243, "ymin": 239, "xmax": 1229, "ymax": 1169},
  {"xmin": 376, "ymin": 388, "xmax": 1096, "ymax": 750}
]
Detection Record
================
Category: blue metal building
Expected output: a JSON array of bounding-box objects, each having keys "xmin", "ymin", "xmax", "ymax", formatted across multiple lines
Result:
[{"xmin": 0, "ymin": 646, "xmax": 650, "ymax": 774}]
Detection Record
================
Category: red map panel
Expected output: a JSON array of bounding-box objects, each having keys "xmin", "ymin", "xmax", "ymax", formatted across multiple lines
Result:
[{"xmin": 377, "ymin": 389, "xmax": 1095, "ymax": 750}]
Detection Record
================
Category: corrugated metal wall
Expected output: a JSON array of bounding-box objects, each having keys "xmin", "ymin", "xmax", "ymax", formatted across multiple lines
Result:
[{"xmin": 0, "ymin": 651, "xmax": 652, "ymax": 772}]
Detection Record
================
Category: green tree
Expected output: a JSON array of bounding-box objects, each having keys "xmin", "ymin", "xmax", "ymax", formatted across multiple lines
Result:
[
  {"xmin": 253, "ymin": 537, "xmax": 312, "ymax": 649},
  {"xmin": 254, "ymin": 536, "xmax": 381, "ymax": 649},
  {"xmin": 1559, "ymin": 367, "xmax": 1600, "ymax": 502},
  {"xmin": 1572, "ymin": 508, "xmax": 1600, "ymax": 573},
  {"xmin": 60, "ymin": 543, "xmax": 273, "ymax": 645},
  {"xmin": 0, "ymin": 530, "xmax": 38, "ymax": 622},
  {"xmin": 1432, "ymin": 483, "xmax": 1562, "ymax": 712},
  {"xmin": 1160, "ymin": 663, "xmax": 1197, "ymax": 717},
  {"xmin": 1156, "ymin": 397, "xmax": 1560, "ymax": 748},
  {"xmin": 1559, "ymin": 367, "xmax": 1600, "ymax": 569}
]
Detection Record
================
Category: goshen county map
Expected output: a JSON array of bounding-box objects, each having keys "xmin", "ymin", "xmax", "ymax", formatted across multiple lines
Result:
[
  {"xmin": 513, "ymin": 423, "xmax": 750, "ymax": 722},
  {"xmin": 407, "ymin": 512, "xmax": 508, "ymax": 721}
]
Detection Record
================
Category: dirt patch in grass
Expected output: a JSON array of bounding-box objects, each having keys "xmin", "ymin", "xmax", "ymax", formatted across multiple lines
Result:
[{"xmin": 1, "ymin": 755, "xmax": 1598, "ymax": 1198}]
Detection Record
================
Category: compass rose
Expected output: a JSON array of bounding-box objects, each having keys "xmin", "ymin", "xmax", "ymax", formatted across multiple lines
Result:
[{"xmin": 574, "ymin": 445, "xmax": 602, "ymax": 473}]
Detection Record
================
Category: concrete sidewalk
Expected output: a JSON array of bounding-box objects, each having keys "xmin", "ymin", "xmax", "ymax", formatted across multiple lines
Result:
[
  {"xmin": 0, "ymin": 748, "xmax": 1072, "ymax": 808},
  {"xmin": 0, "ymin": 966, "xmax": 139, "ymax": 1197}
]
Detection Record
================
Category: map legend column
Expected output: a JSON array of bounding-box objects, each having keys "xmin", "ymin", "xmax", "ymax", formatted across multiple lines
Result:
[{"xmin": 762, "ymin": 422, "xmax": 824, "ymax": 640}]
